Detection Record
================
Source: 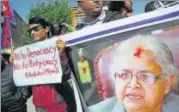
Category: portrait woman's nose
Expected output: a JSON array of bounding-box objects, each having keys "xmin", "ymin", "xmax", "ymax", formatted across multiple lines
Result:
[{"xmin": 128, "ymin": 76, "xmax": 141, "ymax": 89}]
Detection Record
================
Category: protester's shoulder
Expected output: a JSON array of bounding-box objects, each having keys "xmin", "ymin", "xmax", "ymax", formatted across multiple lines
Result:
[
  {"xmin": 114, "ymin": 12, "xmax": 127, "ymax": 19},
  {"xmin": 104, "ymin": 10, "xmax": 127, "ymax": 23},
  {"xmin": 1, "ymin": 63, "xmax": 13, "ymax": 75},
  {"xmin": 163, "ymin": 93, "xmax": 179, "ymax": 112},
  {"xmin": 88, "ymin": 97, "xmax": 118, "ymax": 112}
]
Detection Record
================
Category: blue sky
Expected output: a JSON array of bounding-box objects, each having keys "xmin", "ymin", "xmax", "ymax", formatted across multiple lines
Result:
[
  {"xmin": 9, "ymin": 0, "xmax": 78, "ymax": 23},
  {"xmin": 9, "ymin": 1, "xmax": 147, "ymax": 23}
]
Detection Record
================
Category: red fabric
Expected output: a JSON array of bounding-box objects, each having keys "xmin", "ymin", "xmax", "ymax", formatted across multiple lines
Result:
[
  {"xmin": 33, "ymin": 85, "xmax": 67, "ymax": 111},
  {"xmin": 33, "ymin": 52, "xmax": 69, "ymax": 112},
  {"xmin": 46, "ymin": 103, "xmax": 67, "ymax": 112},
  {"xmin": 3, "ymin": 1, "xmax": 13, "ymax": 19},
  {"xmin": 94, "ymin": 45, "xmax": 117, "ymax": 100},
  {"xmin": 32, "ymin": 85, "xmax": 58, "ymax": 108},
  {"xmin": 1, "ymin": 17, "xmax": 11, "ymax": 49},
  {"xmin": 1, "ymin": 1, "xmax": 15, "ymax": 49}
]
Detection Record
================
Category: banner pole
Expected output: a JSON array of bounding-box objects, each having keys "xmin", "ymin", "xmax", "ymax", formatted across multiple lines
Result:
[{"xmin": 10, "ymin": 38, "xmax": 14, "ymax": 54}]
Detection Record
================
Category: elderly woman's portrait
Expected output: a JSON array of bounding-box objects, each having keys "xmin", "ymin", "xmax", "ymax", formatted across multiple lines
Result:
[
  {"xmin": 68, "ymin": 24, "xmax": 179, "ymax": 112},
  {"xmin": 88, "ymin": 35, "xmax": 179, "ymax": 112}
]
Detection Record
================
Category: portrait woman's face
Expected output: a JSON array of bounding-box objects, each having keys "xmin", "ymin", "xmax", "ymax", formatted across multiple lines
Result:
[{"xmin": 114, "ymin": 49, "xmax": 172, "ymax": 112}]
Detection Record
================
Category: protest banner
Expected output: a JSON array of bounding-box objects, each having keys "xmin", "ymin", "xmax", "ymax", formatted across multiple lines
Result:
[
  {"xmin": 60, "ymin": 5, "xmax": 179, "ymax": 111},
  {"xmin": 13, "ymin": 37, "xmax": 62, "ymax": 86}
]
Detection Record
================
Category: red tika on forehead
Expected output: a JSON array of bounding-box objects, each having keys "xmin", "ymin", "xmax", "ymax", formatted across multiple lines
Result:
[{"xmin": 134, "ymin": 47, "xmax": 143, "ymax": 58}]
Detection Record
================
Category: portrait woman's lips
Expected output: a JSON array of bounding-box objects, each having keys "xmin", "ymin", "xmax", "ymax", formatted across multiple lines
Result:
[{"xmin": 126, "ymin": 92, "xmax": 143, "ymax": 101}]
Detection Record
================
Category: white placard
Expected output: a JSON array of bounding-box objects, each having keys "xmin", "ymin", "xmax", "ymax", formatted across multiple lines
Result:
[{"xmin": 13, "ymin": 37, "xmax": 62, "ymax": 86}]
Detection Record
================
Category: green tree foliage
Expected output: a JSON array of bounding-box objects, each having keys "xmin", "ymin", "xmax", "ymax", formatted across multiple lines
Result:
[
  {"xmin": 21, "ymin": 22, "xmax": 33, "ymax": 45},
  {"xmin": 28, "ymin": 0, "xmax": 72, "ymax": 25}
]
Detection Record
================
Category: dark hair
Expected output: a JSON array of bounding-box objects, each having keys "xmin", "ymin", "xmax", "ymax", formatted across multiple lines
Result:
[
  {"xmin": 109, "ymin": 1, "xmax": 133, "ymax": 13},
  {"xmin": 28, "ymin": 17, "xmax": 49, "ymax": 28},
  {"xmin": 28, "ymin": 17, "xmax": 50, "ymax": 37},
  {"xmin": 50, "ymin": 23, "xmax": 63, "ymax": 36},
  {"xmin": 145, "ymin": 1, "xmax": 179, "ymax": 12},
  {"xmin": 1, "ymin": 53, "xmax": 10, "ymax": 62},
  {"xmin": 145, "ymin": 1, "xmax": 157, "ymax": 12},
  {"xmin": 1, "ymin": 53, "xmax": 10, "ymax": 71}
]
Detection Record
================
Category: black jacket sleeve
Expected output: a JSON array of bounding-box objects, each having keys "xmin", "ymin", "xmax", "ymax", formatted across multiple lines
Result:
[{"xmin": 103, "ymin": 10, "xmax": 127, "ymax": 23}]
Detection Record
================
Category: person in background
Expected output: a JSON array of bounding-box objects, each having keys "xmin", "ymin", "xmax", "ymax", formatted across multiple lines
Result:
[
  {"xmin": 76, "ymin": 0, "xmax": 127, "ymax": 30},
  {"xmin": 10, "ymin": 17, "xmax": 76, "ymax": 112},
  {"xmin": 77, "ymin": 48, "xmax": 92, "ymax": 84},
  {"xmin": 145, "ymin": 1, "xmax": 179, "ymax": 12},
  {"xmin": 88, "ymin": 35, "xmax": 179, "ymax": 112},
  {"xmin": 50, "ymin": 23, "xmax": 75, "ymax": 36},
  {"xmin": 108, "ymin": 1, "xmax": 133, "ymax": 17},
  {"xmin": 1, "ymin": 52, "xmax": 31, "ymax": 112}
]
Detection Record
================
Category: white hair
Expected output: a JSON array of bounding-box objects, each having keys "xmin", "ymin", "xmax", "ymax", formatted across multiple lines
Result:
[
  {"xmin": 109, "ymin": 35, "xmax": 179, "ymax": 88},
  {"xmin": 78, "ymin": 48, "xmax": 83, "ymax": 56}
]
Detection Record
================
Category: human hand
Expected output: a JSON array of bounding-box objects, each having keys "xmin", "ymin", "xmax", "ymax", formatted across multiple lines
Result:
[
  {"xmin": 127, "ymin": 13, "xmax": 133, "ymax": 17},
  {"xmin": 9, "ymin": 55, "xmax": 14, "ymax": 63},
  {"xmin": 56, "ymin": 39, "xmax": 65, "ymax": 54}
]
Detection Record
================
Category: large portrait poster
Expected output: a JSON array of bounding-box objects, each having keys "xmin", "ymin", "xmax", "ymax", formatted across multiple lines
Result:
[
  {"xmin": 69, "ymin": 25, "xmax": 179, "ymax": 112},
  {"xmin": 65, "ymin": 6, "xmax": 179, "ymax": 112}
]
